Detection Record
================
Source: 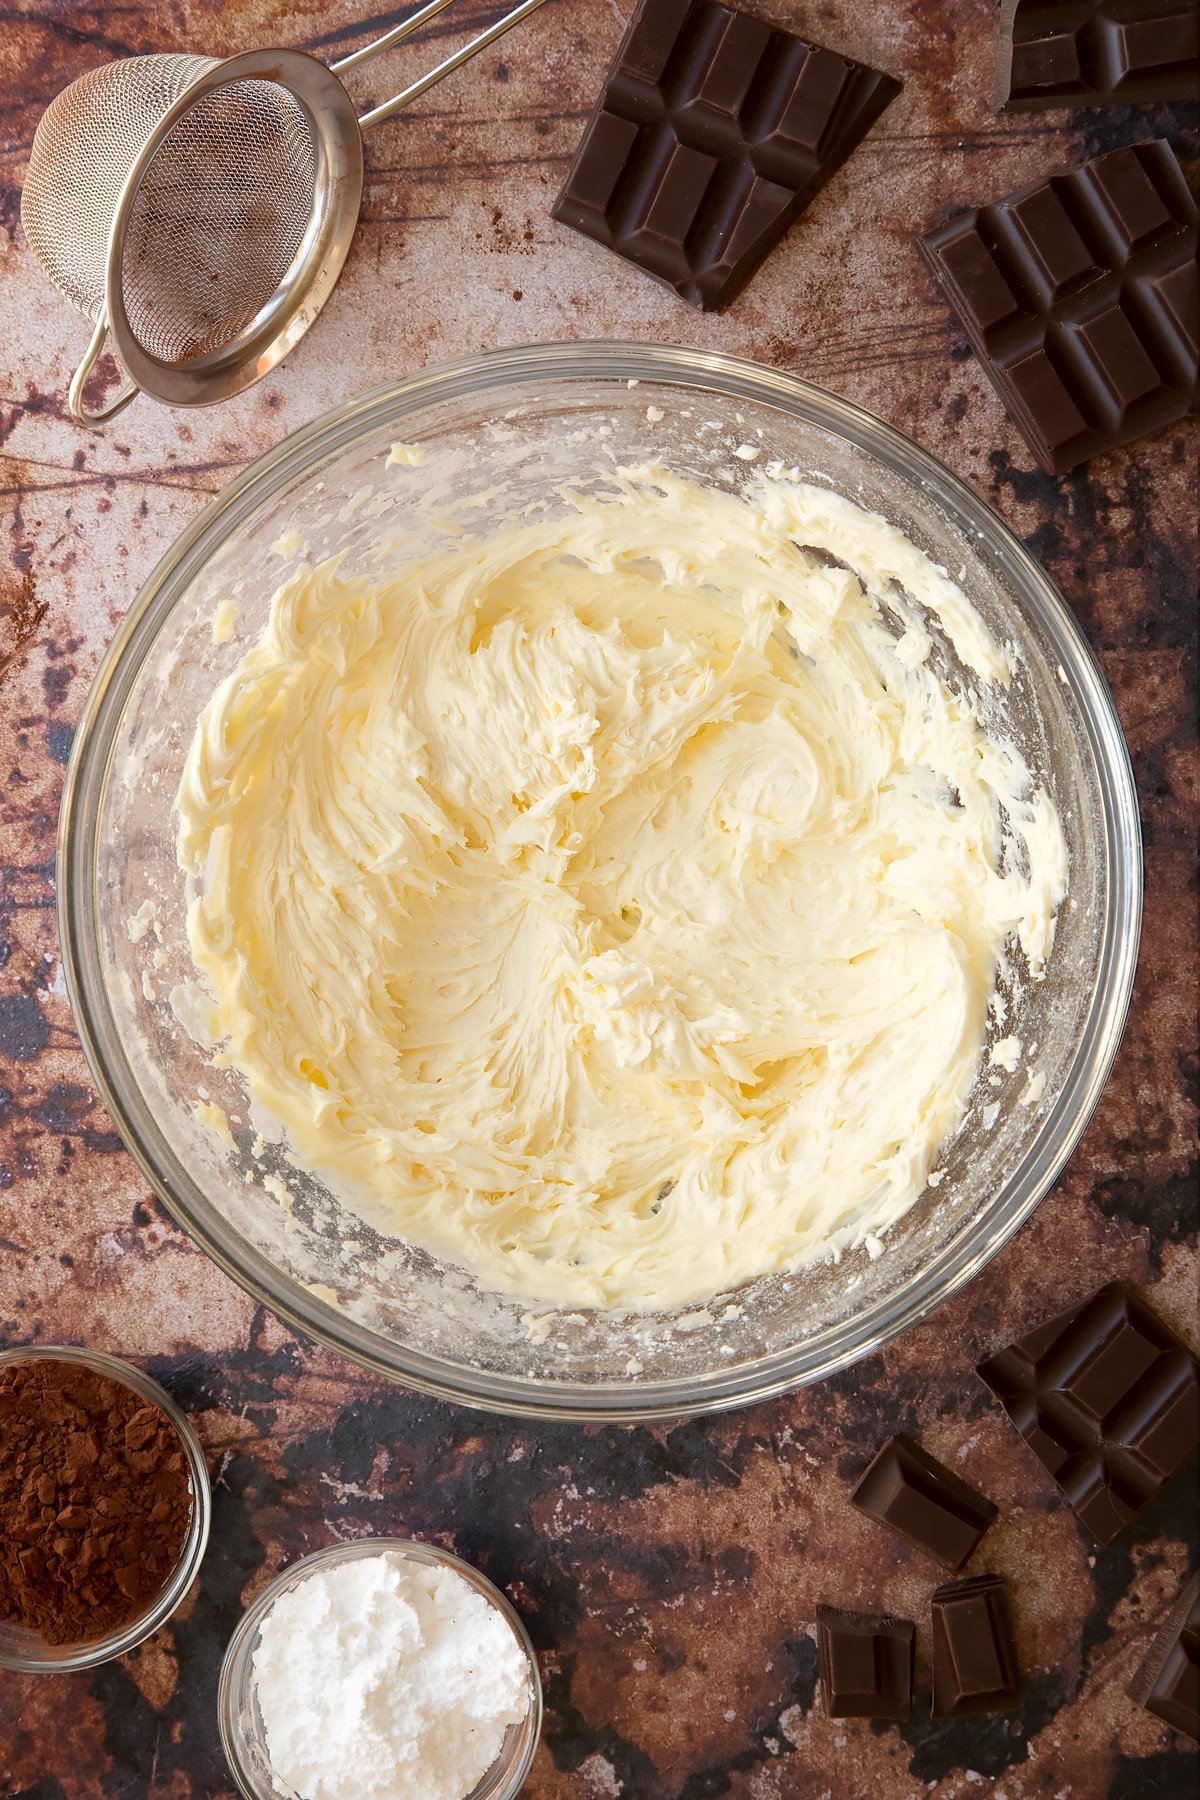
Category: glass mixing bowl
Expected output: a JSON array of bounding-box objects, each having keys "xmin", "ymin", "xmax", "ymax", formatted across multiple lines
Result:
[{"xmin": 59, "ymin": 342, "xmax": 1141, "ymax": 1420}]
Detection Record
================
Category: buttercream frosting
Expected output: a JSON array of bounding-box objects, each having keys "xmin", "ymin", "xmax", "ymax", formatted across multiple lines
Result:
[{"xmin": 176, "ymin": 466, "xmax": 1067, "ymax": 1310}]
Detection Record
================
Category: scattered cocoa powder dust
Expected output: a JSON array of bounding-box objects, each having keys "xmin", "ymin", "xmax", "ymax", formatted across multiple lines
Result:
[
  {"xmin": 0, "ymin": 1356, "xmax": 195, "ymax": 1645},
  {"xmin": 0, "ymin": 569, "xmax": 48, "ymax": 687}
]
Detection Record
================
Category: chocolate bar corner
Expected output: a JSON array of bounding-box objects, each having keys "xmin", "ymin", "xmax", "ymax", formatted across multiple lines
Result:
[
  {"xmin": 977, "ymin": 1280, "xmax": 1200, "ymax": 1544},
  {"xmin": 553, "ymin": 0, "xmax": 901, "ymax": 310},
  {"xmin": 817, "ymin": 1603, "xmax": 915, "ymax": 1720},
  {"xmin": 996, "ymin": 0, "xmax": 1200, "ymax": 111},
  {"xmin": 1131, "ymin": 1574, "xmax": 1200, "ymax": 1744},
  {"xmin": 851, "ymin": 1433, "xmax": 997, "ymax": 1571},
  {"xmin": 931, "ymin": 1573, "xmax": 1021, "ymax": 1718},
  {"xmin": 920, "ymin": 138, "xmax": 1198, "ymax": 474}
]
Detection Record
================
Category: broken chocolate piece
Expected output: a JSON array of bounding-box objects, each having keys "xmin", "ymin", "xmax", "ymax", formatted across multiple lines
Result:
[
  {"xmin": 931, "ymin": 1573, "xmax": 1021, "ymax": 1717},
  {"xmin": 1131, "ymin": 1574, "xmax": 1200, "ymax": 1744},
  {"xmin": 920, "ymin": 138, "xmax": 1198, "ymax": 475},
  {"xmin": 978, "ymin": 1281, "xmax": 1200, "ymax": 1545},
  {"xmin": 997, "ymin": 0, "xmax": 1200, "ymax": 111},
  {"xmin": 553, "ymin": 0, "xmax": 901, "ymax": 309},
  {"xmin": 851, "ymin": 1433, "xmax": 998, "ymax": 1571},
  {"xmin": 816, "ymin": 1603, "xmax": 915, "ymax": 1720}
]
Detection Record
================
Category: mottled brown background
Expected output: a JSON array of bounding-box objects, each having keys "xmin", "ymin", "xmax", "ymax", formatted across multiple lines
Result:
[{"xmin": 0, "ymin": 0, "xmax": 1196, "ymax": 1795}]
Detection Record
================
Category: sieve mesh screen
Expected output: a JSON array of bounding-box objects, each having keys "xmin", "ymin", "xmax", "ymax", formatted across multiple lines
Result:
[
  {"xmin": 21, "ymin": 54, "xmax": 318, "ymax": 367},
  {"xmin": 119, "ymin": 79, "xmax": 317, "ymax": 365},
  {"xmin": 21, "ymin": 55, "xmax": 218, "ymax": 323}
]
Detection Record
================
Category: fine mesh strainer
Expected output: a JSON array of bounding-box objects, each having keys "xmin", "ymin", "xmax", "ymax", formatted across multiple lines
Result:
[{"xmin": 21, "ymin": 0, "xmax": 552, "ymax": 425}]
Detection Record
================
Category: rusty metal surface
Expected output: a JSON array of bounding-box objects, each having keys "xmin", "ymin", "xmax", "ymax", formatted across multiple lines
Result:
[{"xmin": 0, "ymin": 0, "xmax": 1196, "ymax": 1793}]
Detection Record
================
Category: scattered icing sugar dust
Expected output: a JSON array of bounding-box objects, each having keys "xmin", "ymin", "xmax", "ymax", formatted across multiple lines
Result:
[{"xmin": 249, "ymin": 1551, "xmax": 531, "ymax": 1800}]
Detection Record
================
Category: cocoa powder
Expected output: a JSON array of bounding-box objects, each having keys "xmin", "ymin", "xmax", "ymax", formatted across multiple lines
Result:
[{"xmin": 0, "ymin": 1356, "xmax": 194, "ymax": 1645}]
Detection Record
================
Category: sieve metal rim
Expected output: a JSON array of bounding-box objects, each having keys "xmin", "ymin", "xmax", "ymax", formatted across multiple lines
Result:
[{"xmin": 96, "ymin": 50, "xmax": 363, "ymax": 412}]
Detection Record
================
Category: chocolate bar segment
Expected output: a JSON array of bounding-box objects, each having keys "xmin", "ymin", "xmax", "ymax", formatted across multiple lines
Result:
[
  {"xmin": 978, "ymin": 1281, "xmax": 1200, "ymax": 1544},
  {"xmin": 1131, "ymin": 1574, "xmax": 1200, "ymax": 1744},
  {"xmin": 553, "ymin": 0, "xmax": 901, "ymax": 309},
  {"xmin": 920, "ymin": 139, "xmax": 1198, "ymax": 473},
  {"xmin": 997, "ymin": 0, "xmax": 1200, "ymax": 111},
  {"xmin": 816, "ymin": 1604, "xmax": 915, "ymax": 1720},
  {"xmin": 851, "ymin": 1433, "xmax": 998, "ymax": 1571},
  {"xmin": 931, "ymin": 1574, "xmax": 1021, "ymax": 1717}
]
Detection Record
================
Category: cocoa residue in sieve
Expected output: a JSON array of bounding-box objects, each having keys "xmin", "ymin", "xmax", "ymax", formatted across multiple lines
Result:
[{"xmin": 0, "ymin": 1357, "xmax": 194, "ymax": 1645}]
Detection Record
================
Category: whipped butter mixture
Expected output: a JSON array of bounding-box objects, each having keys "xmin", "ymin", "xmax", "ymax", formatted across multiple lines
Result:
[{"xmin": 177, "ymin": 466, "xmax": 1067, "ymax": 1311}]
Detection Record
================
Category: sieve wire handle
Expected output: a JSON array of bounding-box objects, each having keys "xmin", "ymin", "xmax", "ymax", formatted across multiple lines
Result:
[
  {"xmin": 69, "ymin": 311, "xmax": 140, "ymax": 426},
  {"xmin": 330, "ymin": 0, "xmax": 462, "ymax": 73},
  {"xmin": 331, "ymin": 0, "xmax": 555, "ymax": 131}
]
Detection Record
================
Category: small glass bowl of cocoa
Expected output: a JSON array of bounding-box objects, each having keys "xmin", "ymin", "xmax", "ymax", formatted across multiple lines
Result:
[{"xmin": 0, "ymin": 1345, "xmax": 211, "ymax": 1672}]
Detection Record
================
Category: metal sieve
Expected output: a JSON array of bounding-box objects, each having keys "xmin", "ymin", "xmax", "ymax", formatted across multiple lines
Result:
[{"xmin": 20, "ymin": 0, "xmax": 551, "ymax": 425}]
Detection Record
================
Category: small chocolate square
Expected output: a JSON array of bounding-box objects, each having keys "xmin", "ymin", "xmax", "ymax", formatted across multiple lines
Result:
[
  {"xmin": 920, "ymin": 140, "xmax": 1198, "ymax": 475},
  {"xmin": 931, "ymin": 1574, "xmax": 1021, "ymax": 1718},
  {"xmin": 1007, "ymin": 188, "xmax": 1097, "ymax": 299},
  {"xmin": 553, "ymin": 0, "xmax": 901, "ymax": 310},
  {"xmin": 851, "ymin": 1434, "xmax": 998, "ymax": 1571},
  {"xmin": 816, "ymin": 1604, "xmax": 915, "ymax": 1720},
  {"xmin": 937, "ymin": 233, "xmax": 1021, "ymax": 333},
  {"xmin": 1004, "ymin": 349, "xmax": 1087, "ymax": 456},
  {"xmin": 996, "ymin": 0, "xmax": 1200, "ymax": 110},
  {"xmin": 1076, "ymin": 309, "xmax": 1160, "ymax": 409},
  {"xmin": 1131, "ymin": 1575, "xmax": 1200, "ymax": 1744},
  {"xmin": 977, "ymin": 1282, "xmax": 1200, "ymax": 1545},
  {"xmin": 1098, "ymin": 150, "xmax": 1173, "ymax": 248},
  {"xmin": 1010, "ymin": 29, "xmax": 1080, "ymax": 91}
]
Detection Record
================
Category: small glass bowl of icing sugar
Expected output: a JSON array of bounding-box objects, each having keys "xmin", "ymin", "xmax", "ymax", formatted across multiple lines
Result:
[{"xmin": 218, "ymin": 1537, "xmax": 543, "ymax": 1800}]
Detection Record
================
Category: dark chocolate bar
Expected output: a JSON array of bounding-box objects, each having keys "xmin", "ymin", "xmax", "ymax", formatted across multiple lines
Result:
[
  {"xmin": 920, "ymin": 138, "xmax": 1198, "ymax": 475},
  {"xmin": 931, "ymin": 1574, "xmax": 1021, "ymax": 1718},
  {"xmin": 851, "ymin": 1433, "xmax": 998, "ymax": 1571},
  {"xmin": 997, "ymin": 0, "xmax": 1200, "ymax": 111},
  {"xmin": 816, "ymin": 1604, "xmax": 915, "ymax": 1720},
  {"xmin": 978, "ymin": 1282, "xmax": 1200, "ymax": 1545},
  {"xmin": 553, "ymin": 0, "xmax": 901, "ymax": 309},
  {"xmin": 1131, "ymin": 1574, "xmax": 1200, "ymax": 1744}
]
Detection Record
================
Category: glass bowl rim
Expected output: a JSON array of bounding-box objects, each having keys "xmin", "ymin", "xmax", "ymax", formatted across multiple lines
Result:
[
  {"xmin": 57, "ymin": 339, "xmax": 1142, "ymax": 1421},
  {"xmin": 216, "ymin": 1536, "xmax": 543, "ymax": 1800},
  {"xmin": 0, "ymin": 1343, "xmax": 212, "ymax": 1671}
]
